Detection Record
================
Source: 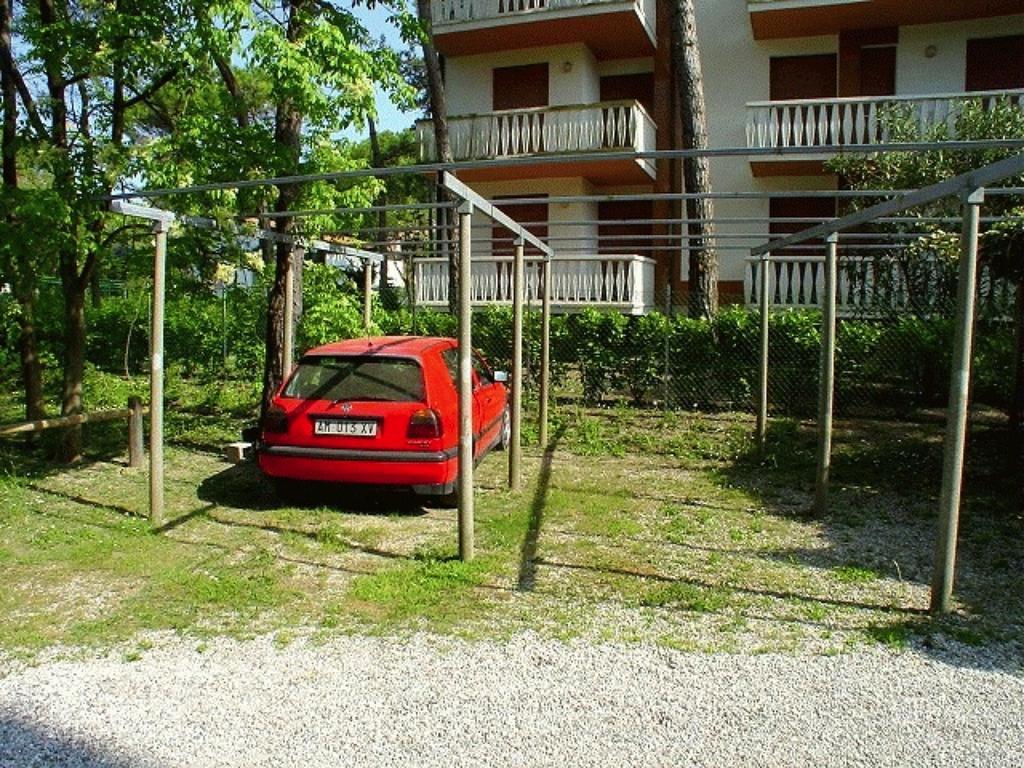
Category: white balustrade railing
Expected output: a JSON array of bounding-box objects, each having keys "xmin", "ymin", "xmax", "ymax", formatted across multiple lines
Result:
[
  {"xmin": 414, "ymin": 254, "xmax": 656, "ymax": 314},
  {"xmin": 746, "ymin": 89, "xmax": 1024, "ymax": 149},
  {"xmin": 744, "ymin": 256, "xmax": 1015, "ymax": 316},
  {"xmin": 433, "ymin": 0, "xmax": 654, "ymax": 34},
  {"xmin": 417, "ymin": 101, "xmax": 655, "ymax": 167}
]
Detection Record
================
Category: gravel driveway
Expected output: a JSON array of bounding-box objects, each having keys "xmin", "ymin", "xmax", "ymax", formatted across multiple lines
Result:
[{"xmin": 1, "ymin": 634, "xmax": 1021, "ymax": 768}]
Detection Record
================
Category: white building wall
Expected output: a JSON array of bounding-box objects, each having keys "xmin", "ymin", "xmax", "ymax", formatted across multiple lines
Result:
[
  {"xmin": 898, "ymin": 15, "xmax": 1024, "ymax": 94},
  {"xmin": 694, "ymin": 3, "xmax": 1024, "ymax": 286},
  {"xmin": 446, "ymin": 44, "xmax": 601, "ymax": 115}
]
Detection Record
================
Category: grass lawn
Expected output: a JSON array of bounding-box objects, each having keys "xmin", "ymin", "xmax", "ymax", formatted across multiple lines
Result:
[{"xmin": 0, "ymin": 378, "xmax": 1021, "ymax": 662}]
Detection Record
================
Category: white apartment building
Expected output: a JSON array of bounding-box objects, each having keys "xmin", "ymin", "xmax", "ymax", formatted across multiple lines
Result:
[{"xmin": 417, "ymin": 0, "xmax": 1024, "ymax": 311}]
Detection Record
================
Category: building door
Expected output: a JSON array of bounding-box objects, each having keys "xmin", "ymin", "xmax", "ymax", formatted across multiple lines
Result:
[
  {"xmin": 770, "ymin": 54, "xmax": 837, "ymax": 101},
  {"xmin": 770, "ymin": 54, "xmax": 838, "ymax": 145},
  {"xmin": 966, "ymin": 35, "xmax": 1024, "ymax": 91},
  {"xmin": 599, "ymin": 73, "xmax": 655, "ymax": 114}
]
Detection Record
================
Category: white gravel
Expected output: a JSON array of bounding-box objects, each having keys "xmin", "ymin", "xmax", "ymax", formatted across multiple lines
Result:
[{"xmin": 1, "ymin": 633, "xmax": 1021, "ymax": 768}]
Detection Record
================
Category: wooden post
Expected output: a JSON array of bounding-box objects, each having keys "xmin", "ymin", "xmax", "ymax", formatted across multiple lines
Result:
[
  {"xmin": 283, "ymin": 249, "xmax": 295, "ymax": 373},
  {"xmin": 510, "ymin": 239, "xmax": 525, "ymax": 491},
  {"xmin": 128, "ymin": 397, "xmax": 144, "ymax": 469},
  {"xmin": 457, "ymin": 201, "xmax": 475, "ymax": 562},
  {"xmin": 931, "ymin": 187, "xmax": 984, "ymax": 614},
  {"xmin": 150, "ymin": 220, "xmax": 169, "ymax": 528},
  {"xmin": 539, "ymin": 257, "xmax": 552, "ymax": 450},
  {"xmin": 814, "ymin": 234, "xmax": 839, "ymax": 515},
  {"xmin": 363, "ymin": 259, "xmax": 373, "ymax": 332},
  {"xmin": 756, "ymin": 253, "xmax": 771, "ymax": 452}
]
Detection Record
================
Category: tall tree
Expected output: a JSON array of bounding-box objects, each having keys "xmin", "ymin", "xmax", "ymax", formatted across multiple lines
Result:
[
  {"xmin": 0, "ymin": 0, "xmax": 44, "ymax": 423},
  {"xmin": 413, "ymin": 0, "xmax": 457, "ymax": 312},
  {"xmin": 671, "ymin": 0, "xmax": 718, "ymax": 319},
  {"xmin": 7, "ymin": 0, "xmax": 189, "ymax": 459},
  {"xmin": 135, "ymin": 0, "xmax": 408, "ymax": 415}
]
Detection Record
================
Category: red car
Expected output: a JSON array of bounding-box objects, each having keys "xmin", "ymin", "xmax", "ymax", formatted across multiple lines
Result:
[{"xmin": 257, "ymin": 336, "xmax": 510, "ymax": 503}]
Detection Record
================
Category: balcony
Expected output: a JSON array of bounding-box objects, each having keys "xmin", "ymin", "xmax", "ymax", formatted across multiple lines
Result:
[
  {"xmin": 746, "ymin": 89, "xmax": 1024, "ymax": 155},
  {"xmin": 748, "ymin": 0, "xmax": 1023, "ymax": 40},
  {"xmin": 431, "ymin": 0, "xmax": 655, "ymax": 58},
  {"xmin": 413, "ymin": 254, "xmax": 656, "ymax": 314},
  {"xmin": 417, "ymin": 101, "xmax": 656, "ymax": 184},
  {"xmin": 744, "ymin": 256, "xmax": 1014, "ymax": 316}
]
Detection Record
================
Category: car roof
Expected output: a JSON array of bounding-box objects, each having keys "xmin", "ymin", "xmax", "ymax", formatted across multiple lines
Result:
[{"xmin": 303, "ymin": 336, "xmax": 454, "ymax": 359}]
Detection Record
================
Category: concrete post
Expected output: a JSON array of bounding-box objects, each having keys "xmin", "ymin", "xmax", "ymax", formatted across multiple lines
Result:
[
  {"xmin": 363, "ymin": 259, "xmax": 373, "ymax": 331},
  {"xmin": 539, "ymin": 257, "xmax": 552, "ymax": 450},
  {"xmin": 457, "ymin": 201, "xmax": 475, "ymax": 561},
  {"xmin": 757, "ymin": 253, "xmax": 771, "ymax": 452},
  {"xmin": 283, "ymin": 250, "xmax": 295, "ymax": 373},
  {"xmin": 510, "ymin": 239, "xmax": 525, "ymax": 491},
  {"xmin": 931, "ymin": 187, "xmax": 985, "ymax": 614},
  {"xmin": 150, "ymin": 221, "xmax": 169, "ymax": 528},
  {"xmin": 814, "ymin": 234, "xmax": 839, "ymax": 515}
]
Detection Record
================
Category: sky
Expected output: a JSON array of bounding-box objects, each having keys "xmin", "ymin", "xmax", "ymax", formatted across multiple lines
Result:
[{"xmin": 345, "ymin": 3, "xmax": 424, "ymax": 140}]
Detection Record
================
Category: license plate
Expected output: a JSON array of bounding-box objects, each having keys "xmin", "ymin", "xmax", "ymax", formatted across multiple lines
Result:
[{"xmin": 314, "ymin": 419, "xmax": 378, "ymax": 437}]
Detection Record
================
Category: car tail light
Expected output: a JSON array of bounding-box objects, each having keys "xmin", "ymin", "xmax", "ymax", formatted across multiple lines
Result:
[
  {"xmin": 262, "ymin": 404, "xmax": 289, "ymax": 433},
  {"xmin": 408, "ymin": 408, "xmax": 441, "ymax": 440}
]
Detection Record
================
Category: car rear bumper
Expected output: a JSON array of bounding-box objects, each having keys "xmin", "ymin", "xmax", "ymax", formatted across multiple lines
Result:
[{"xmin": 258, "ymin": 444, "xmax": 457, "ymax": 493}]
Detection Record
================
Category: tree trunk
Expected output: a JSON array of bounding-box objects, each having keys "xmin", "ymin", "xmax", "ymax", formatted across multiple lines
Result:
[
  {"xmin": 16, "ymin": 285, "xmax": 45, "ymax": 423},
  {"xmin": 415, "ymin": 0, "xmax": 458, "ymax": 313},
  {"xmin": 671, "ymin": 0, "xmax": 718, "ymax": 320},
  {"xmin": 260, "ymin": 0, "xmax": 306, "ymax": 417},
  {"xmin": 1, "ymin": 1, "xmax": 44, "ymax": 425},
  {"xmin": 59, "ymin": 259, "xmax": 87, "ymax": 462}
]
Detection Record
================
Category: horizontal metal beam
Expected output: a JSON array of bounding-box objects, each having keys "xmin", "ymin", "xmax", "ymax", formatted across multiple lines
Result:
[
  {"xmin": 103, "ymin": 140, "xmax": 1024, "ymax": 203},
  {"xmin": 752, "ymin": 153, "xmax": 1024, "ymax": 257},
  {"xmin": 110, "ymin": 200, "xmax": 176, "ymax": 224},
  {"xmin": 441, "ymin": 172, "xmax": 553, "ymax": 259}
]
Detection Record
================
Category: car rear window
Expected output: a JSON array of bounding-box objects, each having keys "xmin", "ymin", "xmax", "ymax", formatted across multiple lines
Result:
[{"xmin": 283, "ymin": 356, "xmax": 425, "ymax": 402}]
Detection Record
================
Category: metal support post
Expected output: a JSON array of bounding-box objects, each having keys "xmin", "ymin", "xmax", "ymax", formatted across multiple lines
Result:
[
  {"xmin": 510, "ymin": 239, "xmax": 525, "ymax": 491},
  {"xmin": 539, "ymin": 257, "xmax": 552, "ymax": 450},
  {"xmin": 150, "ymin": 220, "xmax": 169, "ymax": 528},
  {"xmin": 756, "ymin": 253, "xmax": 771, "ymax": 452},
  {"xmin": 814, "ymin": 234, "xmax": 839, "ymax": 515},
  {"xmin": 457, "ymin": 201, "xmax": 475, "ymax": 561},
  {"xmin": 283, "ymin": 251, "xmax": 295, "ymax": 373},
  {"xmin": 931, "ymin": 187, "xmax": 985, "ymax": 614},
  {"xmin": 363, "ymin": 259, "xmax": 373, "ymax": 331}
]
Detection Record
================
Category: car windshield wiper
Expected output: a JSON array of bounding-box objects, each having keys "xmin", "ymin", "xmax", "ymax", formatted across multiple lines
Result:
[{"xmin": 328, "ymin": 395, "xmax": 392, "ymax": 407}]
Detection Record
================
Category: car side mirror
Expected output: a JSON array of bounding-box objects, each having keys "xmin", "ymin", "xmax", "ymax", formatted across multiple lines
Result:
[{"xmin": 493, "ymin": 370, "xmax": 508, "ymax": 383}]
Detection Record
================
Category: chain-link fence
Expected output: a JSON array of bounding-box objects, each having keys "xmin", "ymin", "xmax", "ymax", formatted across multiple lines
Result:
[{"xmin": 402, "ymin": 268, "xmax": 1017, "ymax": 425}]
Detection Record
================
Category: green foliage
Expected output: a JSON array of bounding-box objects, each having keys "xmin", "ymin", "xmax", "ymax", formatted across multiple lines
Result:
[
  {"xmin": 567, "ymin": 309, "xmax": 628, "ymax": 404},
  {"xmin": 296, "ymin": 264, "xmax": 371, "ymax": 352}
]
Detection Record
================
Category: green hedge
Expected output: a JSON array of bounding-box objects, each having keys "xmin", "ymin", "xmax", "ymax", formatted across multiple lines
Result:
[{"xmin": 1, "ymin": 267, "xmax": 1014, "ymax": 416}]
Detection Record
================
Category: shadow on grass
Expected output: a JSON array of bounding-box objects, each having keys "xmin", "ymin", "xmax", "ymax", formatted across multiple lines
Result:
[
  {"xmin": 716, "ymin": 415, "xmax": 1024, "ymax": 670},
  {"xmin": 536, "ymin": 555, "xmax": 926, "ymax": 616},
  {"xmin": 518, "ymin": 425, "xmax": 566, "ymax": 591},
  {"xmin": 196, "ymin": 461, "xmax": 430, "ymax": 516}
]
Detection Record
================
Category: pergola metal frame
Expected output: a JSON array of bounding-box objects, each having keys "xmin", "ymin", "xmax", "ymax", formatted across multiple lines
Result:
[
  {"xmin": 106, "ymin": 143, "xmax": 1023, "ymax": 606},
  {"xmin": 749, "ymin": 152, "xmax": 1024, "ymax": 615}
]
